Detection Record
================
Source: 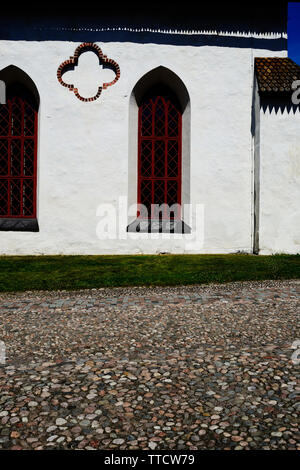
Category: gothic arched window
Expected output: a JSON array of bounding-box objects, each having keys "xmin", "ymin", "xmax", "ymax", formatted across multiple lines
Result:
[
  {"xmin": 138, "ymin": 90, "xmax": 182, "ymax": 223},
  {"xmin": 0, "ymin": 67, "xmax": 39, "ymax": 231},
  {"xmin": 128, "ymin": 67, "xmax": 191, "ymax": 234}
]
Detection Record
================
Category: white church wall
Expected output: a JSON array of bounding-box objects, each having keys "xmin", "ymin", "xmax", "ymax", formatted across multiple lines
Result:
[
  {"xmin": 0, "ymin": 39, "xmax": 289, "ymax": 255},
  {"xmin": 259, "ymin": 102, "xmax": 300, "ymax": 254}
]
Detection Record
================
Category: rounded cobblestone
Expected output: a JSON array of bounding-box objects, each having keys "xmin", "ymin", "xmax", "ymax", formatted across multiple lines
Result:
[{"xmin": 0, "ymin": 280, "xmax": 299, "ymax": 450}]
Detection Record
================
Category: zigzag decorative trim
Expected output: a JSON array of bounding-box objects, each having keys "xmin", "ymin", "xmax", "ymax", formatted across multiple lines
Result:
[{"xmin": 57, "ymin": 42, "xmax": 120, "ymax": 102}]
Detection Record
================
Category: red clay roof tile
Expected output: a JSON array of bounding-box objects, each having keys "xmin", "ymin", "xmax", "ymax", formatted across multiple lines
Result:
[{"xmin": 255, "ymin": 57, "xmax": 300, "ymax": 93}]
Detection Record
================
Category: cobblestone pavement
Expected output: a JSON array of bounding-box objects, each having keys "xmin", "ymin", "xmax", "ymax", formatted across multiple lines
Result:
[{"xmin": 0, "ymin": 280, "xmax": 299, "ymax": 450}]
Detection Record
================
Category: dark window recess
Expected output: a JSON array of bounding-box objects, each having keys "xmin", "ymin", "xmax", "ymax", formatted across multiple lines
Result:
[
  {"xmin": 138, "ymin": 95, "xmax": 182, "ymax": 221},
  {"xmin": 127, "ymin": 92, "xmax": 190, "ymax": 234},
  {"xmin": 0, "ymin": 93, "xmax": 38, "ymax": 231}
]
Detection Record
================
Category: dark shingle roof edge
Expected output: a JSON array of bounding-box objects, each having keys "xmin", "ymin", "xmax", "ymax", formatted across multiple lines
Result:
[{"xmin": 255, "ymin": 57, "xmax": 300, "ymax": 95}]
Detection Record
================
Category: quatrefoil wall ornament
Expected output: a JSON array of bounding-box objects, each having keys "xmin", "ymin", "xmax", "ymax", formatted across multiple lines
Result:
[{"xmin": 57, "ymin": 43, "xmax": 120, "ymax": 102}]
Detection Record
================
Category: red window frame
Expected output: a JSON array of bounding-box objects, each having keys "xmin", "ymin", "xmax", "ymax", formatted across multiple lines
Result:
[
  {"xmin": 0, "ymin": 96, "xmax": 38, "ymax": 218},
  {"xmin": 137, "ymin": 95, "xmax": 182, "ymax": 220}
]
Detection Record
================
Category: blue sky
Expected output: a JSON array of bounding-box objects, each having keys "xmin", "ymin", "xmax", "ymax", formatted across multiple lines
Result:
[{"xmin": 288, "ymin": 2, "xmax": 300, "ymax": 64}]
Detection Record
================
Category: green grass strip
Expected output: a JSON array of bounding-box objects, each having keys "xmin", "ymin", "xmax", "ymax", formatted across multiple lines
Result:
[{"xmin": 0, "ymin": 254, "xmax": 299, "ymax": 293}]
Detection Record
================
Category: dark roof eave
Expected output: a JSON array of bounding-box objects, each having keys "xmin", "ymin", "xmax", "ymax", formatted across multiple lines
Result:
[{"xmin": 255, "ymin": 57, "xmax": 300, "ymax": 95}]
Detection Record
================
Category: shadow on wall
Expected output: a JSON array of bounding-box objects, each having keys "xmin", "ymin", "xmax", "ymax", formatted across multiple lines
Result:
[
  {"xmin": 0, "ymin": 65, "xmax": 40, "ymax": 109},
  {"xmin": 260, "ymin": 96, "xmax": 300, "ymax": 114},
  {"xmin": 0, "ymin": 4, "xmax": 287, "ymax": 49}
]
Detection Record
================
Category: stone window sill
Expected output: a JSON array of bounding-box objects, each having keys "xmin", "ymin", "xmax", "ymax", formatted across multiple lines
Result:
[
  {"xmin": 127, "ymin": 219, "xmax": 191, "ymax": 234},
  {"xmin": 0, "ymin": 218, "xmax": 39, "ymax": 232}
]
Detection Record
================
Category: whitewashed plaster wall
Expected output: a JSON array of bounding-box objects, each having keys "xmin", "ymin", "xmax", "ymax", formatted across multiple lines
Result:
[
  {"xmin": 259, "ymin": 103, "xmax": 300, "ymax": 254},
  {"xmin": 0, "ymin": 39, "xmax": 288, "ymax": 254}
]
